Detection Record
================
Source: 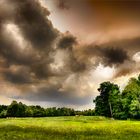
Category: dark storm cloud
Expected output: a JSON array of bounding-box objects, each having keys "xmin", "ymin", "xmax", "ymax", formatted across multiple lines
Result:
[
  {"xmin": 102, "ymin": 37, "xmax": 140, "ymax": 78},
  {"xmin": 69, "ymin": 55, "xmax": 86, "ymax": 73},
  {"xmin": 57, "ymin": 35, "xmax": 129, "ymax": 72},
  {"xmin": 13, "ymin": 86, "xmax": 91, "ymax": 105},
  {"xmin": 0, "ymin": 0, "xmax": 59, "ymax": 83},
  {"xmin": 100, "ymin": 47, "xmax": 129, "ymax": 66},
  {"xmin": 81, "ymin": 45, "xmax": 129, "ymax": 67},
  {"xmin": 0, "ymin": 0, "xmax": 138, "ymax": 82},
  {"xmin": 12, "ymin": 0, "xmax": 58, "ymax": 50},
  {"xmin": 4, "ymin": 66, "xmax": 32, "ymax": 84},
  {"xmin": 0, "ymin": 35, "xmax": 37, "ymax": 66},
  {"xmin": 57, "ymin": 33, "xmax": 77, "ymax": 50},
  {"xmin": 100, "ymin": 37, "xmax": 140, "ymax": 77},
  {"xmin": 30, "ymin": 60, "xmax": 55, "ymax": 79},
  {"xmin": 57, "ymin": 33, "xmax": 133, "ymax": 74},
  {"xmin": 57, "ymin": 33, "xmax": 86, "ymax": 73},
  {"xmin": 0, "ymin": 0, "xmax": 137, "ymax": 78},
  {"xmin": 0, "ymin": 26, "xmax": 51, "ymax": 82},
  {"xmin": 1, "ymin": 0, "xmax": 140, "ymax": 107},
  {"xmin": 0, "ymin": 0, "xmax": 69, "ymax": 88}
]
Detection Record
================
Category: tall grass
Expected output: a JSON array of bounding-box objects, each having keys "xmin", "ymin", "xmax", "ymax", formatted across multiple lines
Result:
[{"xmin": 0, "ymin": 116, "xmax": 139, "ymax": 140}]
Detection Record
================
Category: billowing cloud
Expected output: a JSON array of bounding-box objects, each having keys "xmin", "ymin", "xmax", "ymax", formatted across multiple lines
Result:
[
  {"xmin": 13, "ymin": 0, "xmax": 58, "ymax": 50},
  {"xmin": 0, "ymin": 0, "xmax": 140, "ymax": 109},
  {"xmin": 57, "ymin": 33, "xmax": 77, "ymax": 50},
  {"xmin": 81, "ymin": 45, "xmax": 129, "ymax": 66}
]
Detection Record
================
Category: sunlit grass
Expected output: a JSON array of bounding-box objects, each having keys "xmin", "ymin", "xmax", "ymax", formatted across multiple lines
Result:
[{"xmin": 0, "ymin": 116, "xmax": 139, "ymax": 140}]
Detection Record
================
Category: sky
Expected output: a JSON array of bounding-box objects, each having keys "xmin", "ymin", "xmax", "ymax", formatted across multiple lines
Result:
[{"xmin": 0, "ymin": 0, "xmax": 140, "ymax": 110}]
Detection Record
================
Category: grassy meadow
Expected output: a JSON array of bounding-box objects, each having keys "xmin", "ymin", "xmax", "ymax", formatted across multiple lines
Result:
[{"xmin": 0, "ymin": 116, "xmax": 139, "ymax": 140}]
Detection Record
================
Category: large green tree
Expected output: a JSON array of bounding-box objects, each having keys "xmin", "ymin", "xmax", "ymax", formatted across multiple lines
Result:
[{"xmin": 94, "ymin": 82, "xmax": 121, "ymax": 118}]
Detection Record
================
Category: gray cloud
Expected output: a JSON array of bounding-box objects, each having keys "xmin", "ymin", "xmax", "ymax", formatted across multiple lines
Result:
[
  {"xmin": 0, "ymin": 0, "xmax": 59, "ymax": 83},
  {"xmin": 0, "ymin": 0, "xmax": 140, "ymax": 107},
  {"xmin": 79, "ymin": 44, "xmax": 129, "ymax": 67},
  {"xmin": 4, "ymin": 66, "xmax": 32, "ymax": 85},
  {"xmin": 13, "ymin": 86, "xmax": 91, "ymax": 105},
  {"xmin": 98, "ymin": 47, "xmax": 129, "ymax": 66},
  {"xmin": 0, "ymin": 0, "xmax": 88, "ymax": 106},
  {"xmin": 57, "ymin": 33, "xmax": 77, "ymax": 50},
  {"xmin": 12, "ymin": 0, "xmax": 58, "ymax": 50}
]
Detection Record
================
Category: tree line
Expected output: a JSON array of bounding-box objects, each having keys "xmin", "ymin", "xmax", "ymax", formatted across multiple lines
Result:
[
  {"xmin": 0, "ymin": 101, "xmax": 95, "ymax": 118},
  {"xmin": 94, "ymin": 75, "xmax": 140, "ymax": 120}
]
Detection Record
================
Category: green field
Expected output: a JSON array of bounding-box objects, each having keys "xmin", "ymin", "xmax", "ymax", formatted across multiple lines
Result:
[{"xmin": 0, "ymin": 116, "xmax": 139, "ymax": 140}]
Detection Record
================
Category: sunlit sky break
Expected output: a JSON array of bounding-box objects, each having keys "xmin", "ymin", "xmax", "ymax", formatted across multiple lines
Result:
[{"xmin": 0, "ymin": 0, "xmax": 140, "ymax": 110}]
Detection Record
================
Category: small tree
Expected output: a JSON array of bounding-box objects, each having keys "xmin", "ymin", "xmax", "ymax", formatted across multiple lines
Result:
[
  {"xmin": 7, "ymin": 101, "xmax": 26, "ymax": 117},
  {"xmin": 7, "ymin": 101, "xmax": 19, "ymax": 117}
]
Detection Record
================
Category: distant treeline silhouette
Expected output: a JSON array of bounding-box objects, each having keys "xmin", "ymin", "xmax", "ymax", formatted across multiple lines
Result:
[{"xmin": 0, "ymin": 101, "xmax": 95, "ymax": 118}]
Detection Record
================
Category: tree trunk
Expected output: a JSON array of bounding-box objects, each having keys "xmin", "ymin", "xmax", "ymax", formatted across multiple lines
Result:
[{"xmin": 109, "ymin": 102, "xmax": 113, "ymax": 118}]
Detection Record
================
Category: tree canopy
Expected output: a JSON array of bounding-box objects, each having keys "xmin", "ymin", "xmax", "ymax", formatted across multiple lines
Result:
[
  {"xmin": 94, "ymin": 82, "xmax": 122, "ymax": 118},
  {"xmin": 94, "ymin": 75, "xmax": 140, "ymax": 120}
]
